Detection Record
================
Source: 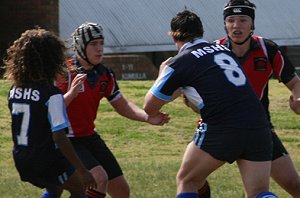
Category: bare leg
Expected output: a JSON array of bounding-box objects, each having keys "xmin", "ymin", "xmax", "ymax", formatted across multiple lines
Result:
[
  {"xmin": 271, "ymin": 155, "xmax": 300, "ymax": 197},
  {"xmin": 176, "ymin": 142, "xmax": 224, "ymax": 194},
  {"xmin": 63, "ymin": 170, "xmax": 86, "ymax": 197},
  {"xmin": 89, "ymin": 165, "xmax": 108, "ymax": 194},
  {"xmin": 237, "ymin": 160, "xmax": 271, "ymax": 198},
  {"xmin": 107, "ymin": 175, "xmax": 130, "ymax": 198}
]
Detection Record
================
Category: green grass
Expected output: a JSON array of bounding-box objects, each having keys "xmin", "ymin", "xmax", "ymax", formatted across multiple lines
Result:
[{"xmin": 0, "ymin": 79, "xmax": 299, "ymax": 197}]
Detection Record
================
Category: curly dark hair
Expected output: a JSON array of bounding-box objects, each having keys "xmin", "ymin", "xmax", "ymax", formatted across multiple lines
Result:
[
  {"xmin": 4, "ymin": 28, "xmax": 67, "ymax": 87},
  {"xmin": 169, "ymin": 10, "xmax": 204, "ymax": 42}
]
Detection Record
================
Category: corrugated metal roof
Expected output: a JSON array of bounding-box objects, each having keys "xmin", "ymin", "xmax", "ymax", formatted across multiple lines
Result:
[{"xmin": 59, "ymin": 0, "xmax": 300, "ymax": 54}]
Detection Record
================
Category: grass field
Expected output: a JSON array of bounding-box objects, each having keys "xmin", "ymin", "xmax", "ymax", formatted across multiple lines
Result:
[{"xmin": 0, "ymin": 79, "xmax": 299, "ymax": 198}]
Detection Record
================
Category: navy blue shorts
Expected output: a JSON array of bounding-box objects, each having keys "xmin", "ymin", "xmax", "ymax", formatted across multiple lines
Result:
[
  {"xmin": 70, "ymin": 133, "xmax": 123, "ymax": 180},
  {"xmin": 13, "ymin": 148, "xmax": 75, "ymax": 189},
  {"xmin": 271, "ymin": 128, "xmax": 288, "ymax": 160},
  {"xmin": 193, "ymin": 123, "xmax": 273, "ymax": 163}
]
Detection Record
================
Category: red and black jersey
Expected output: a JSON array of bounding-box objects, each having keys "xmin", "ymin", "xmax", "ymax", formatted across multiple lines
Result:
[
  {"xmin": 216, "ymin": 35, "xmax": 296, "ymax": 126},
  {"xmin": 56, "ymin": 58, "xmax": 121, "ymax": 137}
]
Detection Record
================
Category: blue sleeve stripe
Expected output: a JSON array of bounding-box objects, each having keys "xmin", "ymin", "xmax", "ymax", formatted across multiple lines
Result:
[
  {"xmin": 154, "ymin": 66, "xmax": 174, "ymax": 90},
  {"xmin": 52, "ymin": 122, "xmax": 69, "ymax": 132},
  {"xmin": 198, "ymin": 103, "xmax": 205, "ymax": 109},
  {"xmin": 150, "ymin": 65, "xmax": 174, "ymax": 101},
  {"xmin": 150, "ymin": 87, "xmax": 172, "ymax": 101}
]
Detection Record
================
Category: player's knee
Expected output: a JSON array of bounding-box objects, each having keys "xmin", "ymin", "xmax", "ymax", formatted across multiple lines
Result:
[
  {"xmin": 256, "ymin": 192, "xmax": 278, "ymax": 198},
  {"xmin": 90, "ymin": 165, "xmax": 108, "ymax": 186},
  {"xmin": 176, "ymin": 169, "xmax": 186, "ymax": 184},
  {"xmin": 108, "ymin": 176, "xmax": 130, "ymax": 198},
  {"xmin": 176, "ymin": 169, "xmax": 197, "ymax": 186}
]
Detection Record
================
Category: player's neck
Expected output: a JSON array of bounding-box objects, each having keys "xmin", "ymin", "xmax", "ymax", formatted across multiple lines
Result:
[{"xmin": 231, "ymin": 40, "xmax": 251, "ymax": 58}]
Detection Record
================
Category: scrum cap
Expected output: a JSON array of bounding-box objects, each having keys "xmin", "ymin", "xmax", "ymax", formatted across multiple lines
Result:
[
  {"xmin": 223, "ymin": 0, "xmax": 255, "ymax": 21},
  {"xmin": 72, "ymin": 22, "xmax": 104, "ymax": 61}
]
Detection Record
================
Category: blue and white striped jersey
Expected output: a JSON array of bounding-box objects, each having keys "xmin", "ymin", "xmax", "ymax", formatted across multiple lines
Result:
[
  {"xmin": 8, "ymin": 84, "xmax": 69, "ymax": 159},
  {"xmin": 150, "ymin": 38, "xmax": 268, "ymax": 128}
]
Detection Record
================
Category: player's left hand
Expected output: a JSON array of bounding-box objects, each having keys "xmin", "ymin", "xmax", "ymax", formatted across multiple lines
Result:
[
  {"xmin": 289, "ymin": 95, "xmax": 300, "ymax": 115},
  {"xmin": 147, "ymin": 112, "xmax": 170, "ymax": 125}
]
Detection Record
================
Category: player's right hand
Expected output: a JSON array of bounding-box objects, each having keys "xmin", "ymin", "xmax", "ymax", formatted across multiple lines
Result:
[
  {"xmin": 289, "ymin": 95, "xmax": 300, "ymax": 115},
  {"xmin": 78, "ymin": 169, "xmax": 97, "ymax": 190},
  {"xmin": 69, "ymin": 74, "xmax": 87, "ymax": 97}
]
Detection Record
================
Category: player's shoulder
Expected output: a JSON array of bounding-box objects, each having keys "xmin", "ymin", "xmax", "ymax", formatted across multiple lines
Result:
[
  {"xmin": 253, "ymin": 35, "xmax": 279, "ymax": 49},
  {"xmin": 171, "ymin": 50, "xmax": 191, "ymax": 66},
  {"xmin": 264, "ymin": 40, "xmax": 278, "ymax": 50},
  {"xmin": 252, "ymin": 35, "xmax": 280, "ymax": 63},
  {"xmin": 95, "ymin": 63, "xmax": 116, "ymax": 77},
  {"xmin": 214, "ymin": 36, "xmax": 227, "ymax": 45},
  {"xmin": 39, "ymin": 84, "xmax": 63, "ymax": 98}
]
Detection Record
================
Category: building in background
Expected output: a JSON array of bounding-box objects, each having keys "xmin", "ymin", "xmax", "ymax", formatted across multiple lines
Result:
[
  {"xmin": 0, "ymin": 0, "xmax": 58, "ymax": 77},
  {"xmin": 1, "ymin": 0, "xmax": 300, "ymax": 79}
]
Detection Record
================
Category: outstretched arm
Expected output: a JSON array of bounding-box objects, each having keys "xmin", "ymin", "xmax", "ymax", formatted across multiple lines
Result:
[
  {"xmin": 144, "ymin": 91, "xmax": 168, "ymax": 116},
  {"xmin": 110, "ymin": 95, "xmax": 169, "ymax": 125}
]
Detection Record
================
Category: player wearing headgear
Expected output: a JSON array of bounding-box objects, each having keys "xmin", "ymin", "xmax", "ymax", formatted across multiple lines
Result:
[
  {"xmin": 56, "ymin": 22, "xmax": 170, "ymax": 198},
  {"xmin": 145, "ymin": 9, "xmax": 277, "ymax": 198},
  {"xmin": 222, "ymin": 0, "xmax": 255, "ymax": 45},
  {"xmin": 215, "ymin": 0, "xmax": 300, "ymax": 197},
  {"xmin": 72, "ymin": 22, "xmax": 104, "ymax": 65}
]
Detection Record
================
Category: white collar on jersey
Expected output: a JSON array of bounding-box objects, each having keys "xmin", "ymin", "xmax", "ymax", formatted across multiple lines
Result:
[{"xmin": 179, "ymin": 38, "xmax": 209, "ymax": 53}]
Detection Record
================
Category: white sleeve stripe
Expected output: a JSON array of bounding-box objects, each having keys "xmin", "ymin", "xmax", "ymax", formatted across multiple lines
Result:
[
  {"xmin": 48, "ymin": 94, "xmax": 69, "ymax": 132},
  {"xmin": 258, "ymin": 36, "xmax": 268, "ymax": 59}
]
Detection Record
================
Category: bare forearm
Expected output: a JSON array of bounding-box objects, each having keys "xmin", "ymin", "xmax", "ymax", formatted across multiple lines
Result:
[
  {"xmin": 112, "ymin": 94, "xmax": 170, "ymax": 125},
  {"xmin": 286, "ymin": 76, "xmax": 300, "ymax": 97},
  {"xmin": 64, "ymin": 91, "xmax": 76, "ymax": 106},
  {"xmin": 286, "ymin": 76, "xmax": 300, "ymax": 114},
  {"xmin": 117, "ymin": 102, "xmax": 148, "ymax": 122},
  {"xmin": 292, "ymin": 81, "xmax": 300, "ymax": 99},
  {"xmin": 144, "ymin": 91, "xmax": 164, "ymax": 115}
]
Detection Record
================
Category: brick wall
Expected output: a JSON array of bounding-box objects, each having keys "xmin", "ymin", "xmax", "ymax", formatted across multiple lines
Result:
[{"xmin": 0, "ymin": 0, "xmax": 58, "ymax": 76}]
